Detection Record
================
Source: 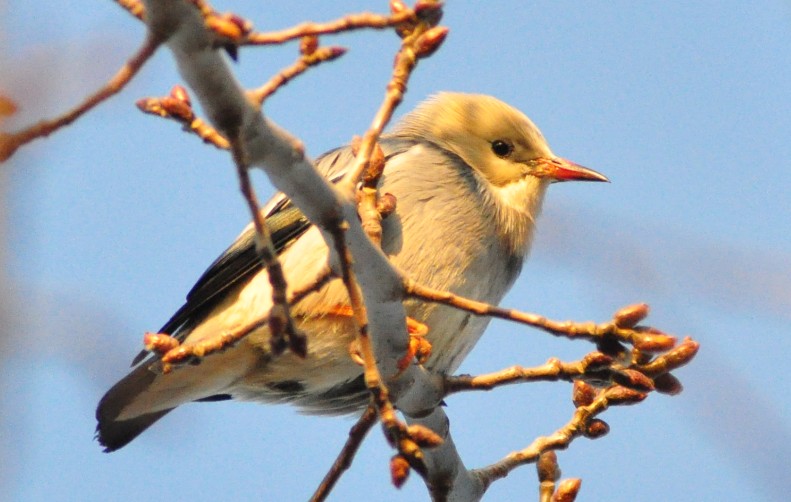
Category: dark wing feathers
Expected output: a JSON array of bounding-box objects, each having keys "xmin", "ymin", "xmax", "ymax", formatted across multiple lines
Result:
[{"xmin": 162, "ymin": 203, "xmax": 310, "ymax": 334}]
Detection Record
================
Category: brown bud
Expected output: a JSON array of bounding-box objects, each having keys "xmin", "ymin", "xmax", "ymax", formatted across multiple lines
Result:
[
  {"xmin": 665, "ymin": 338, "xmax": 700, "ymax": 368},
  {"xmin": 161, "ymin": 345, "xmax": 191, "ymax": 364},
  {"xmin": 653, "ymin": 373, "xmax": 683, "ymax": 395},
  {"xmin": 572, "ymin": 380, "xmax": 597, "ymax": 407},
  {"xmin": 613, "ymin": 369, "xmax": 655, "ymax": 392},
  {"xmin": 161, "ymin": 97, "xmax": 193, "ymax": 121},
  {"xmin": 537, "ymin": 451, "xmax": 559, "ymax": 482},
  {"xmin": 414, "ymin": 1, "xmax": 444, "ymax": 26},
  {"xmin": 300, "ymin": 35, "xmax": 319, "ymax": 56},
  {"xmin": 633, "ymin": 332, "xmax": 677, "ymax": 353},
  {"xmin": 227, "ymin": 13, "xmax": 253, "ymax": 36},
  {"xmin": 143, "ymin": 332, "xmax": 180, "ymax": 353},
  {"xmin": 170, "ymin": 85, "xmax": 191, "ymax": 106},
  {"xmin": 136, "ymin": 97, "xmax": 163, "ymax": 116},
  {"xmin": 406, "ymin": 425, "xmax": 443, "ymax": 448},
  {"xmin": 414, "ymin": 26, "xmax": 449, "ymax": 59},
  {"xmin": 363, "ymin": 142, "xmax": 386, "ymax": 184},
  {"xmin": 581, "ymin": 351, "xmax": 613, "ymax": 370},
  {"xmin": 390, "ymin": 455, "xmax": 411, "ymax": 488},
  {"xmin": 324, "ymin": 46, "xmax": 347, "ymax": 61},
  {"xmin": 552, "ymin": 478, "xmax": 582, "ymax": 502},
  {"xmin": 584, "ymin": 419, "xmax": 609, "ymax": 439},
  {"xmin": 206, "ymin": 15, "xmax": 243, "ymax": 40},
  {"xmin": 377, "ymin": 193, "xmax": 398, "ymax": 218},
  {"xmin": 604, "ymin": 386, "xmax": 647, "ymax": 405},
  {"xmin": 613, "ymin": 303, "xmax": 649, "ymax": 328},
  {"xmin": 389, "ymin": 0, "xmax": 408, "ymax": 14},
  {"xmin": 397, "ymin": 437, "xmax": 422, "ymax": 458}
]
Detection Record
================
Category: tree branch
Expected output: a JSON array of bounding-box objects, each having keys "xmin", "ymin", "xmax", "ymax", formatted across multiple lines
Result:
[{"xmin": 0, "ymin": 34, "xmax": 159, "ymax": 162}]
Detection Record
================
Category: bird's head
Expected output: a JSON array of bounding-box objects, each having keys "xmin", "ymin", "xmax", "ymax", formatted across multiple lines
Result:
[
  {"xmin": 394, "ymin": 92, "xmax": 608, "ymax": 187},
  {"xmin": 393, "ymin": 93, "xmax": 607, "ymax": 256}
]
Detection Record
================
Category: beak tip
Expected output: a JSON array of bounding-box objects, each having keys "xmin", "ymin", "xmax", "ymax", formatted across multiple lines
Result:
[{"xmin": 549, "ymin": 158, "xmax": 608, "ymax": 183}]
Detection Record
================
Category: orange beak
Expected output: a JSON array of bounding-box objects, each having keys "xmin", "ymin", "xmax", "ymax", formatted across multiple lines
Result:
[{"xmin": 535, "ymin": 157, "xmax": 609, "ymax": 183}]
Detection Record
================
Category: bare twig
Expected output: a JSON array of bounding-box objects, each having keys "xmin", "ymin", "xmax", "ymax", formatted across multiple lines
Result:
[
  {"xmin": 311, "ymin": 404, "xmax": 378, "ymax": 502},
  {"xmin": 474, "ymin": 384, "xmax": 648, "ymax": 491},
  {"xmin": 137, "ymin": 40, "xmax": 345, "ymax": 146},
  {"xmin": 470, "ymin": 335, "xmax": 697, "ymax": 494},
  {"xmin": 553, "ymin": 478, "xmax": 582, "ymax": 502},
  {"xmin": 0, "ymin": 34, "xmax": 159, "ymax": 162},
  {"xmin": 249, "ymin": 37, "xmax": 347, "ymax": 105},
  {"xmin": 327, "ymin": 220, "xmax": 432, "ymax": 479},
  {"xmin": 406, "ymin": 280, "xmax": 677, "ymax": 353},
  {"xmin": 147, "ymin": 267, "xmax": 333, "ymax": 371},
  {"xmin": 246, "ymin": 9, "xmax": 422, "ymax": 46},
  {"xmin": 313, "ymin": 1, "xmax": 449, "ymax": 488},
  {"xmin": 342, "ymin": 8, "xmax": 448, "ymax": 186},
  {"xmin": 136, "ymin": 85, "xmax": 230, "ymax": 149},
  {"xmin": 443, "ymin": 353, "xmax": 616, "ymax": 396},
  {"xmin": 228, "ymin": 132, "xmax": 306, "ymax": 357}
]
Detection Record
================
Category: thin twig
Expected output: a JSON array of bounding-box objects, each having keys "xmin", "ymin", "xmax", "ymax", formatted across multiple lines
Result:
[
  {"xmin": 249, "ymin": 38, "xmax": 347, "ymax": 105},
  {"xmin": 352, "ymin": 138, "xmax": 388, "ymax": 246},
  {"xmin": 474, "ymin": 384, "xmax": 648, "ymax": 491},
  {"xmin": 136, "ymin": 85, "xmax": 231, "ymax": 149},
  {"xmin": 342, "ymin": 15, "xmax": 448, "ymax": 186},
  {"xmin": 148, "ymin": 267, "xmax": 333, "ymax": 371},
  {"xmin": 311, "ymin": 404, "xmax": 378, "ymax": 502},
  {"xmin": 229, "ymin": 133, "xmax": 307, "ymax": 357},
  {"xmin": 406, "ymin": 279, "xmax": 677, "ymax": 352},
  {"xmin": 0, "ymin": 34, "xmax": 159, "ymax": 162},
  {"xmin": 138, "ymin": 40, "xmax": 345, "ymax": 145},
  {"xmin": 443, "ymin": 353, "xmax": 616, "ymax": 397},
  {"xmin": 315, "ymin": 2, "xmax": 449, "ymax": 488},
  {"xmin": 246, "ymin": 10, "xmax": 420, "ymax": 46}
]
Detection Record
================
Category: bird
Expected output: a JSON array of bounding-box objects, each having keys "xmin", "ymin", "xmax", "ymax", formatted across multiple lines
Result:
[{"xmin": 96, "ymin": 92, "xmax": 607, "ymax": 451}]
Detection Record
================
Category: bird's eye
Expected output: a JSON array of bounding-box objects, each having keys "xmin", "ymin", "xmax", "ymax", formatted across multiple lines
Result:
[{"xmin": 491, "ymin": 139, "xmax": 514, "ymax": 158}]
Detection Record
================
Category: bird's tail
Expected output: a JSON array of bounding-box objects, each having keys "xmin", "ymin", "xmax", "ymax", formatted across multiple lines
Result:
[
  {"xmin": 95, "ymin": 362, "xmax": 174, "ymax": 452},
  {"xmin": 96, "ymin": 344, "xmax": 257, "ymax": 452}
]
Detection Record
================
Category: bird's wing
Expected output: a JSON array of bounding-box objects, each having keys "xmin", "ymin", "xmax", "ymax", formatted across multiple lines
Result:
[{"xmin": 130, "ymin": 140, "xmax": 414, "ymax": 366}]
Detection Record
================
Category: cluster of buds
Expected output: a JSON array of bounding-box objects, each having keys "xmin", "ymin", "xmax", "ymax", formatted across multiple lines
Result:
[
  {"xmin": 203, "ymin": 10, "xmax": 253, "ymax": 60},
  {"xmin": 136, "ymin": 85, "xmax": 194, "ymax": 122},
  {"xmin": 387, "ymin": 424, "xmax": 443, "ymax": 488},
  {"xmin": 390, "ymin": 0, "xmax": 443, "ymax": 37},
  {"xmin": 537, "ymin": 451, "xmax": 582, "ymax": 501},
  {"xmin": 389, "ymin": 0, "xmax": 448, "ymax": 58}
]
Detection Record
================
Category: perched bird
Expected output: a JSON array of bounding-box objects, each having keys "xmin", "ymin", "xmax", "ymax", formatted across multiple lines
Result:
[{"xmin": 96, "ymin": 93, "xmax": 607, "ymax": 451}]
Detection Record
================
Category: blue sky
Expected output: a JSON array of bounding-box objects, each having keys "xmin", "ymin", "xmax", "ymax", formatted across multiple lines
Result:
[{"xmin": 2, "ymin": 1, "xmax": 790, "ymax": 501}]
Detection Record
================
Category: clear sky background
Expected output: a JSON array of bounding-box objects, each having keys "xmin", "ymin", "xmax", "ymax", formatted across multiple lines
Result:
[{"xmin": 2, "ymin": 1, "xmax": 790, "ymax": 501}]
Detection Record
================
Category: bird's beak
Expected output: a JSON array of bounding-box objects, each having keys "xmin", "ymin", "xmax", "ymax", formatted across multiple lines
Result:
[{"xmin": 534, "ymin": 157, "xmax": 609, "ymax": 183}]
